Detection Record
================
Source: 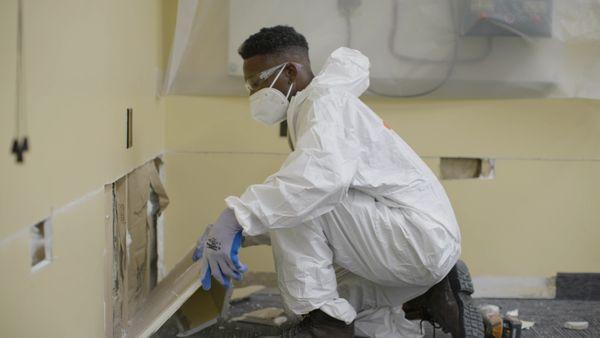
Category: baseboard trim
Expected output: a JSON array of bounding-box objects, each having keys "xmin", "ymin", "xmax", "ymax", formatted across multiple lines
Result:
[{"xmin": 472, "ymin": 276, "xmax": 556, "ymax": 299}]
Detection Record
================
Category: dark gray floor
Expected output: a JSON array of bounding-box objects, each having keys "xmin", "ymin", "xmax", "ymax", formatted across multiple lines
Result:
[
  {"xmin": 157, "ymin": 288, "xmax": 600, "ymax": 337},
  {"xmin": 473, "ymin": 298, "xmax": 600, "ymax": 337}
]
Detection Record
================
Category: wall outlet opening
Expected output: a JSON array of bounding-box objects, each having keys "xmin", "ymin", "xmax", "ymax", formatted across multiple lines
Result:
[
  {"xmin": 440, "ymin": 157, "xmax": 495, "ymax": 180},
  {"xmin": 30, "ymin": 219, "xmax": 52, "ymax": 271},
  {"xmin": 126, "ymin": 107, "xmax": 133, "ymax": 149}
]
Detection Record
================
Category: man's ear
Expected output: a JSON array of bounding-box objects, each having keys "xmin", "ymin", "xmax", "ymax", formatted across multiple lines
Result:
[{"xmin": 284, "ymin": 63, "xmax": 298, "ymax": 84}]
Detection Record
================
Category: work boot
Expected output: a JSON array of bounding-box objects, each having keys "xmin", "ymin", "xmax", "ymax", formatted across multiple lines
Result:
[
  {"xmin": 403, "ymin": 260, "xmax": 484, "ymax": 338},
  {"xmin": 280, "ymin": 309, "xmax": 354, "ymax": 338}
]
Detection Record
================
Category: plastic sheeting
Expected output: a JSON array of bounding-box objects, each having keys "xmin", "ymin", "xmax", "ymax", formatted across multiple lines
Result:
[{"xmin": 162, "ymin": 0, "xmax": 600, "ymax": 99}]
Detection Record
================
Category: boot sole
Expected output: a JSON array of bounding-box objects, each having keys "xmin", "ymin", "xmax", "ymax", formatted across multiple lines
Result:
[{"xmin": 447, "ymin": 260, "xmax": 484, "ymax": 338}]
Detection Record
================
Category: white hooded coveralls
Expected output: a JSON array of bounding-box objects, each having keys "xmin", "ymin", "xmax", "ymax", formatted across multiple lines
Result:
[{"xmin": 226, "ymin": 47, "xmax": 461, "ymax": 337}]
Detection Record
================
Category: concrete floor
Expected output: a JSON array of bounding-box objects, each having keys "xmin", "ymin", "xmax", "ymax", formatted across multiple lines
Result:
[{"xmin": 154, "ymin": 287, "xmax": 600, "ymax": 337}]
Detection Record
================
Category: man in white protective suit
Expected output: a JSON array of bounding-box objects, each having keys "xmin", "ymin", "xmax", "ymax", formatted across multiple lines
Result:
[{"xmin": 193, "ymin": 26, "xmax": 484, "ymax": 337}]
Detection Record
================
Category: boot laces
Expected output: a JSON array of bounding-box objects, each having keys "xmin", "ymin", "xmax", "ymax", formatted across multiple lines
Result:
[{"xmin": 420, "ymin": 319, "xmax": 442, "ymax": 338}]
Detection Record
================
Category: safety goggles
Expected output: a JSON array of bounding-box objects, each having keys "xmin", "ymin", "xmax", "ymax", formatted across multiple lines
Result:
[
  {"xmin": 244, "ymin": 63, "xmax": 287, "ymax": 93},
  {"xmin": 244, "ymin": 62, "xmax": 302, "ymax": 93}
]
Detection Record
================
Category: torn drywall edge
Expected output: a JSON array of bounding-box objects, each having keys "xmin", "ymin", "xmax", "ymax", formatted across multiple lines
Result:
[
  {"xmin": 104, "ymin": 184, "xmax": 115, "ymax": 338},
  {"xmin": 157, "ymin": 213, "xmax": 166, "ymax": 282},
  {"xmin": 113, "ymin": 177, "xmax": 128, "ymax": 336},
  {"xmin": 479, "ymin": 158, "xmax": 496, "ymax": 180},
  {"xmin": 146, "ymin": 158, "xmax": 170, "ymax": 291},
  {"xmin": 105, "ymin": 152, "xmax": 166, "ymax": 188},
  {"xmin": 156, "ymin": 158, "xmax": 167, "ymax": 282}
]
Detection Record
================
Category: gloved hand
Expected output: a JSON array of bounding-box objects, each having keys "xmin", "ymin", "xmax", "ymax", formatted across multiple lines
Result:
[{"xmin": 192, "ymin": 208, "xmax": 248, "ymax": 290}]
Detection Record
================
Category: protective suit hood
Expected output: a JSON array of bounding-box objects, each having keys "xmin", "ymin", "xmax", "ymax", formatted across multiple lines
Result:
[{"xmin": 311, "ymin": 47, "xmax": 370, "ymax": 97}]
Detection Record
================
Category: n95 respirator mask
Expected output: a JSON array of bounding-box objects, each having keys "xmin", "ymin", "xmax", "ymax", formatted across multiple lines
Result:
[{"xmin": 249, "ymin": 64, "xmax": 294, "ymax": 125}]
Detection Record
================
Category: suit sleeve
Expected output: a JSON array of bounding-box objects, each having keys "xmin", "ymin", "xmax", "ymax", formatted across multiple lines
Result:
[{"xmin": 225, "ymin": 97, "xmax": 361, "ymax": 236}]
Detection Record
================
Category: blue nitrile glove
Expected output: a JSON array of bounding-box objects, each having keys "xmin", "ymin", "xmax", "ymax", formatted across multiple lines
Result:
[{"xmin": 192, "ymin": 208, "xmax": 248, "ymax": 290}]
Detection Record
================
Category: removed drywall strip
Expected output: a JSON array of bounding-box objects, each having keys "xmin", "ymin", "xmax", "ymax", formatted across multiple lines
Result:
[
  {"xmin": 104, "ymin": 184, "xmax": 116, "ymax": 338},
  {"xmin": 230, "ymin": 285, "xmax": 266, "ymax": 303},
  {"xmin": 156, "ymin": 159, "xmax": 167, "ymax": 282},
  {"xmin": 124, "ymin": 247, "xmax": 231, "ymax": 338}
]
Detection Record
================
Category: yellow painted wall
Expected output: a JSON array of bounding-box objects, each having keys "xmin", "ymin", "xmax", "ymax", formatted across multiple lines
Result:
[
  {"xmin": 0, "ymin": 0, "xmax": 174, "ymax": 336},
  {"xmin": 163, "ymin": 96, "xmax": 289, "ymax": 272},
  {"xmin": 164, "ymin": 96, "xmax": 600, "ymax": 277}
]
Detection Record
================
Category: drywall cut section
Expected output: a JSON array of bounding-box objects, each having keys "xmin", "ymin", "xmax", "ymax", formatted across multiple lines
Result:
[
  {"xmin": 131, "ymin": 248, "xmax": 231, "ymax": 338},
  {"xmin": 30, "ymin": 219, "xmax": 52, "ymax": 271},
  {"xmin": 440, "ymin": 157, "xmax": 495, "ymax": 180},
  {"xmin": 106, "ymin": 158, "xmax": 170, "ymax": 338}
]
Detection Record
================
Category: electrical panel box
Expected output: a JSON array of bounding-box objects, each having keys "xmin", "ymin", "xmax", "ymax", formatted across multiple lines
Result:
[{"xmin": 461, "ymin": 0, "xmax": 553, "ymax": 37}]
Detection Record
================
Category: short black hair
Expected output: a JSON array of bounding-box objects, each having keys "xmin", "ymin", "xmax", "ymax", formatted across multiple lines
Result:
[{"xmin": 238, "ymin": 25, "xmax": 309, "ymax": 60}]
